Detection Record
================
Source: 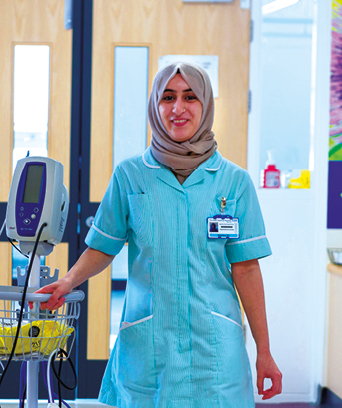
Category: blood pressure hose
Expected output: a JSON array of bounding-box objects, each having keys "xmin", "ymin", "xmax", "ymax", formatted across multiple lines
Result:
[{"xmin": 0, "ymin": 222, "xmax": 47, "ymax": 388}]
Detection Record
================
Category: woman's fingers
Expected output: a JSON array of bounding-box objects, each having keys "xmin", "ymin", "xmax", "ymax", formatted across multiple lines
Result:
[
  {"xmin": 40, "ymin": 296, "xmax": 66, "ymax": 311},
  {"xmin": 256, "ymin": 353, "xmax": 282, "ymax": 400},
  {"xmin": 260, "ymin": 377, "xmax": 282, "ymax": 400},
  {"xmin": 41, "ymin": 289, "xmax": 67, "ymax": 310},
  {"xmin": 32, "ymin": 281, "xmax": 71, "ymax": 311}
]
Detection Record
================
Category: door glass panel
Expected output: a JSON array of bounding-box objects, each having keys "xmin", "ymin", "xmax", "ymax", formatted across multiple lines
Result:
[
  {"xmin": 113, "ymin": 46, "xmax": 149, "ymax": 170},
  {"xmin": 259, "ymin": 0, "xmax": 315, "ymax": 178},
  {"xmin": 111, "ymin": 244, "xmax": 129, "ymax": 280},
  {"xmin": 12, "ymin": 45, "xmax": 50, "ymax": 285},
  {"xmin": 13, "ymin": 45, "xmax": 50, "ymax": 170},
  {"xmin": 110, "ymin": 290, "xmax": 125, "ymax": 351},
  {"xmin": 109, "ymin": 46, "xmax": 149, "ymax": 352}
]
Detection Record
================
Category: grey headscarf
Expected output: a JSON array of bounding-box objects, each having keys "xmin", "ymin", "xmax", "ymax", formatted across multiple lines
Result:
[{"xmin": 148, "ymin": 61, "xmax": 217, "ymax": 184}]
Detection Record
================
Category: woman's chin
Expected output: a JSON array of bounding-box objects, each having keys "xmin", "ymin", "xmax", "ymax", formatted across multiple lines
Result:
[{"xmin": 168, "ymin": 132, "xmax": 193, "ymax": 143}]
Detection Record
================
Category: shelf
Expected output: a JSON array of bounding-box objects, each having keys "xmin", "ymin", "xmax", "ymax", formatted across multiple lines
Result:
[{"xmin": 327, "ymin": 262, "xmax": 342, "ymax": 278}]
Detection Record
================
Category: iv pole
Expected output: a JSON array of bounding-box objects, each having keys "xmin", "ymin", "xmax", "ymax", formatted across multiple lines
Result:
[{"xmin": 27, "ymin": 253, "xmax": 41, "ymax": 408}]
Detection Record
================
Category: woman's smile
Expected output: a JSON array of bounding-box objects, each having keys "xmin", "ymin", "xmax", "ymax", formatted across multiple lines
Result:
[
  {"xmin": 158, "ymin": 74, "xmax": 203, "ymax": 142},
  {"xmin": 172, "ymin": 119, "xmax": 187, "ymax": 125}
]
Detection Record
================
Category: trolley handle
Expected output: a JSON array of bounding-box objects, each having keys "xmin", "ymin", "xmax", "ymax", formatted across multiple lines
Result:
[{"xmin": 0, "ymin": 285, "xmax": 84, "ymax": 303}]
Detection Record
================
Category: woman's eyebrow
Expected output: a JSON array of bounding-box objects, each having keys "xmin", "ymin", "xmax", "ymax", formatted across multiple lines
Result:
[{"xmin": 163, "ymin": 88, "xmax": 193, "ymax": 93}]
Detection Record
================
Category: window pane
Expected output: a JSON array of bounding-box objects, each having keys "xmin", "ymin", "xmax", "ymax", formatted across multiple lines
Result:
[
  {"xmin": 113, "ymin": 46, "xmax": 149, "ymax": 170},
  {"xmin": 259, "ymin": 1, "xmax": 314, "ymax": 175},
  {"xmin": 13, "ymin": 45, "xmax": 50, "ymax": 171}
]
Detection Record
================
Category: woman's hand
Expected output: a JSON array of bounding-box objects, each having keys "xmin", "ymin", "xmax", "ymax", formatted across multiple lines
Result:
[
  {"xmin": 30, "ymin": 275, "xmax": 73, "ymax": 311},
  {"xmin": 256, "ymin": 351, "xmax": 282, "ymax": 400}
]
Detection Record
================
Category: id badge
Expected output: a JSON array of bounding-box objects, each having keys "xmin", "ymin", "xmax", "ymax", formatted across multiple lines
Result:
[{"xmin": 207, "ymin": 215, "xmax": 239, "ymax": 239}]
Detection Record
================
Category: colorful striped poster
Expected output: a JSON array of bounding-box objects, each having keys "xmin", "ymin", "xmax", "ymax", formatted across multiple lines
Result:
[{"xmin": 330, "ymin": 0, "xmax": 342, "ymax": 160}]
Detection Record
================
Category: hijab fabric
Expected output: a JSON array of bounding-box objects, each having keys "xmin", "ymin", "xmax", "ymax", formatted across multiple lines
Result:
[{"xmin": 148, "ymin": 62, "xmax": 217, "ymax": 184}]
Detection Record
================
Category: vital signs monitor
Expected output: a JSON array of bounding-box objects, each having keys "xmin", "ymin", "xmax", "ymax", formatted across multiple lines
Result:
[{"xmin": 6, "ymin": 156, "xmax": 69, "ymax": 255}]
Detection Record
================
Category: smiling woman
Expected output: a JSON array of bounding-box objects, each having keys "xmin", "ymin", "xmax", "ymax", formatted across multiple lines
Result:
[
  {"xmin": 36, "ymin": 61, "xmax": 282, "ymax": 407},
  {"xmin": 158, "ymin": 74, "xmax": 203, "ymax": 142}
]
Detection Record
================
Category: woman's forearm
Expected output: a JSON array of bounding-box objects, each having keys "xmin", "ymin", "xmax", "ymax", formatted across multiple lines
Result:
[
  {"xmin": 231, "ymin": 258, "xmax": 270, "ymax": 354},
  {"xmin": 231, "ymin": 258, "xmax": 282, "ymax": 399},
  {"xmin": 66, "ymin": 247, "xmax": 115, "ymax": 289}
]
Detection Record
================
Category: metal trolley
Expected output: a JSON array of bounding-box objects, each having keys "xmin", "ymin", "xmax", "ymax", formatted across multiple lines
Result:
[{"xmin": 0, "ymin": 285, "xmax": 84, "ymax": 407}]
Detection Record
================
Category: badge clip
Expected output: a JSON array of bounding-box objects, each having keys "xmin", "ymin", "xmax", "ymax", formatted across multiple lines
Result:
[{"xmin": 220, "ymin": 197, "xmax": 227, "ymax": 213}]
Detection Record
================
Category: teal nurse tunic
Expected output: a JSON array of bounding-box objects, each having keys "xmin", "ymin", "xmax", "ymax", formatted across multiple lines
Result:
[{"xmin": 85, "ymin": 147, "xmax": 272, "ymax": 408}]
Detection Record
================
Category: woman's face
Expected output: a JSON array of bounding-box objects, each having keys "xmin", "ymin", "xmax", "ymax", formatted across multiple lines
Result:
[{"xmin": 158, "ymin": 74, "xmax": 203, "ymax": 142}]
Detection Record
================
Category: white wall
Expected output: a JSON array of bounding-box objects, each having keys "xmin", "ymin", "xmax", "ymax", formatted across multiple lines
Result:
[{"xmin": 246, "ymin": 0, "xmax": 331, "ymax": 403}]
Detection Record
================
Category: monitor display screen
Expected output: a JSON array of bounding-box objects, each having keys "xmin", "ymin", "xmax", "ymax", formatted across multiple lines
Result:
[{"xmin": 22, "ymin": 165, "xmax": 44, "ymax": 204}]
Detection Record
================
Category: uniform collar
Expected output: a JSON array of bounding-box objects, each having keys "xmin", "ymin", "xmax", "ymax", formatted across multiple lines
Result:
[
  {"xmin": 142, "ymin": 147, "xmax": 222, "ymax": 172},
  {"xmin": 142, "ymin": 147, "xmax": 222, "ymax": 191}
]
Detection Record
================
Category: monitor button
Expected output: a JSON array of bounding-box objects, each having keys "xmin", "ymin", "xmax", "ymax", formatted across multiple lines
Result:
[{"xmin": 23, "ymin": 219, "xmax": 31, "ymax": 225}]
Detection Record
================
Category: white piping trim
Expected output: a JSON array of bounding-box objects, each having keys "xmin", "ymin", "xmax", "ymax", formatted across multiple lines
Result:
[
  {"xmin": 142, "ymin": 149, "xmax": 221, "ymax": 171},
  {"xmin": 142, "ymin": 151, "xmax": 160, "ymax": 169},
  {"xmin": 205, "ymin": 157, "xmax": 223, "ymax": 171},
  {"xmin": 119, "ymin": 315, "xmax": 153, "ymax": 331},
  {"xmin": 211, "ymin": 311, "xmax": 243, "ymax": 330},
  {"xmin": 225, "ymin": 234, "xmax": 267, "ymax": 246},
  {"xmin": 92, "ymin": 225, "xmax": 126, "ymax": 241}
]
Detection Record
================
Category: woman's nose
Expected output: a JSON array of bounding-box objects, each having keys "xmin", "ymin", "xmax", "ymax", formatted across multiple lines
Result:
[{"xmin": 172, "ymin": 98, "xmax": 185, "ymax": 115}]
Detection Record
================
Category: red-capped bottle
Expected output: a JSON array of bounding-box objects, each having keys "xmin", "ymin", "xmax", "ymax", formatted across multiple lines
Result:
[{"xmin": 262, "ymin": 164, "xmax": 281, "ymax": 188}]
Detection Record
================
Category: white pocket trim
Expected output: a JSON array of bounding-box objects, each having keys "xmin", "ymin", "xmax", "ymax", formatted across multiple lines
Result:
[
  {"xmin": 211, "ymin": 311, "xmax": 243, "ymax": 330},
  {"xmin": 119, "ymin": 315, "xmax": 153, "ymax": 331}
]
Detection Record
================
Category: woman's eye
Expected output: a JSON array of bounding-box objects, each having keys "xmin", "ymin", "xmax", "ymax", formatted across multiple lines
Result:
[
  {"xmin": 185, "ymin": 95, "xmax": 197, "ymax": 100},
  {"xmin": 162, "ymin": 95, "xmax": 174, "ymax": 101}
]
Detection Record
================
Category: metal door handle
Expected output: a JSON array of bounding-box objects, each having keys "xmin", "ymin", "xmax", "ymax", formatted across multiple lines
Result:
[{"xmin": 85, "ymin": 216, "xmax": 94, "ymax": 228}]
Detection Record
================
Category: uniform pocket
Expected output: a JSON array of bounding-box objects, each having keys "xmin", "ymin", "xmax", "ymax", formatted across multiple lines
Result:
[
  {"xmin": 211, "ymin": 311, "xmax": 254, "ymax": 405},
  {"xmin": 116, "ymin": 315, "xmax": 157, "ymax": 391},
  {"xmin": 207, "ymin": 198, "xmax": 237, "ymax": 246},
  {"xmin": 119, "ymin": 314, "xmax": 153, "ymax": 331},
  {"xmin": 212, "ymin": 197, "xmax": 236, "ymax": 217},
  {"xmin": 211, "ymin": 311, "xmax": 243, "ymax": 340}
]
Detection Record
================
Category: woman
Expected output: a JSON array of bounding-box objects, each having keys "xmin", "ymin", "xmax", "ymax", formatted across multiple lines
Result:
[{"xmin": 38, "ymin": 62, "xmax": 282, "ymax": 407}]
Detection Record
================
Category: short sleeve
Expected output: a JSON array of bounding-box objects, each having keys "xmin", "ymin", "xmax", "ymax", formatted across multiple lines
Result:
[
  {"xmin": 225, "ymin": 171, "xmax": 272, "ymax": 264},
  {"xmin": 85, "ymin": 169, "xmax": 128, "ymax": 256}
]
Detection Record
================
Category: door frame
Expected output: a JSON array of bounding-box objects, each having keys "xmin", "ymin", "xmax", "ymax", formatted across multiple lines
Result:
[{"xmin": 69, "ymin": 0, "xmax": 108, "ymax": 398}]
